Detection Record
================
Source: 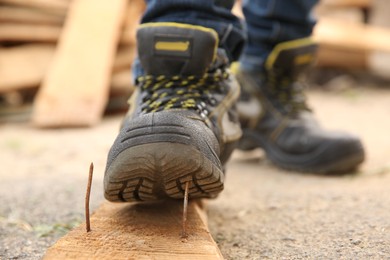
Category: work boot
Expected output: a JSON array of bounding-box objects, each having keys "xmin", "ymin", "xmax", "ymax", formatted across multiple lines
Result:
[
  {"xmin": 104, "ymin": 23, "xmax": 242, "ymax": 202},
  {"xmin": 235, "ymin": 38, "xmax": 365, "ymax": 173}
]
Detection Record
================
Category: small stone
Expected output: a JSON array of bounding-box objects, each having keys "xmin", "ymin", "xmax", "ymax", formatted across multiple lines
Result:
[
  {"xmin": 281, "ymin": 237, "xmax": 296, "ymax": 242},
  {"xmin": 350, "ymin": 239, "xmax": 362, "ymax": 245}
]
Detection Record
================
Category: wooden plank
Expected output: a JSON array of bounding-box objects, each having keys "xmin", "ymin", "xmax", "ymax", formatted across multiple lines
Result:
[
  {"xmin": 0, "ymin": 23, "xmax": 61, "ymax": 42},
  {"xmin": 0, "ymin": 44, "xmax": 133, "ymax": 93},
  {"xmin": 107, "ymin": 69, "xmax": 134, "ymax": 114},
  {"xmin": 0, "ymin": 25, "xmax": 135, "ymax": 45},
  {"xmin": 315, "ymin": 4, "xmax": 365, "ymax": 23},
  {"xmin": 120, "ymin": 0, "xmax": 146, "ymax": 45},
  {"xmin": 0, "ymin": 0, "xmax": 69, "ymax": 15},
  {"xmin": 0, "ymin": 6, "xmax": 65, "ymax": 25},
  {"xmin": 368, "ymin": 0, "xmax": 390, "ymax": 78},
  {"xmin": 113, "ymin": 46, "xmax": 136, "ymax": 73},
  {"xmin": 0, "ymin": 1, "xmax": 144, "ymax": 44},
  {"xmin": 314, "ymin": 18, "xmax": 390, "ymax": 53},
  {"xmin": 32, "ymin": 0, "xmax": 127, "ymax": 127},
  {"xmin": 0, "ymin": 45, "xmax": 55, "ymax": 93},
  {"xmin": 316, "ymin": 45, "xmax": 368, "ymax": 69},
  {"xmin": 320, "ymin": 0, "xmax": 372, "ymax": 8},
  {"xmin": 111, "ymin": 69, "xmax": 132, "ymax": 92},
  {"xmin": 44, "ymin": 201, "xmax": 223, "ymax": 260}
]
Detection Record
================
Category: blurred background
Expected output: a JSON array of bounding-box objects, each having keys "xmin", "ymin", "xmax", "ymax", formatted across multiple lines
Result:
[
  {"xmin": 1, "ymin": 0, "xmax": 390, "ymax": 124},
  {"xmin": 1, "ymin": 0, "xmax": 390, "ymax": 259}
]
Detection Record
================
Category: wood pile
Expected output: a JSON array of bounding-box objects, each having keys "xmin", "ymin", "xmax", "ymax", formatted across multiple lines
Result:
[
  {"xmin": 234, "ymin": 0, "xmax": 390, "ymax": 71},
  {"xmin": 314, "ymin": 0, "xmax": 373, "ymax": 69},
  {"xmin": 314, "ymin": 0, "xmax": 390, "ymax": 72},
  {"xmin": 1, "ymin": 0, "xmax": 390, "ymax": 126},
  {"xmin": 0, "ymin": 0, "xmax": 145, "ymax": 126}
]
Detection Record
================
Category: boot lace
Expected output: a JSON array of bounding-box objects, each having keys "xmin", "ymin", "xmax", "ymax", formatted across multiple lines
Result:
[
  {"xmin": 137, "ymin": 69, "xmax": 229, "ymax": 116},
  {"xmin": 267, "ymin": 69, "xmax": 310, "ymax": 115}
]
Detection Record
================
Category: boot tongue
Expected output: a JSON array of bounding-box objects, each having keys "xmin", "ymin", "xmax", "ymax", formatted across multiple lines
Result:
[{"xmin": 137, "ymin": 23, "xmax": 219, "ymax": 77}]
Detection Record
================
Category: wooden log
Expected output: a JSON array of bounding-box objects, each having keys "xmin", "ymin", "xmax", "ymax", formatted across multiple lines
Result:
[
  {"xmin": 0, "ymin": 5, "xmax": 65, "ymax": 25},
  {"xmin": 32, "ymin": 0, "xmax": 127, "ymax": 127},
  {"xmin": 44, "ymin": 201, "xmax": 223, "ymax": 260},
  {"xmin": 0, "ymin": 45, "xmax": 55, "ymax": 93},
  {"xmin": 0, "ymin": 23, "xmax": 61, "ymax": 42}
]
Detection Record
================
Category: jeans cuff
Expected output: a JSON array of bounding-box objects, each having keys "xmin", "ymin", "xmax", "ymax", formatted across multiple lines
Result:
[{"xmin": 239, "ymin": 53, "xmax": 268, "ymax": 71}]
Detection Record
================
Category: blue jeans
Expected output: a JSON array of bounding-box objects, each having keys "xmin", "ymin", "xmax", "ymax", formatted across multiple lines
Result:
[{"xmin": 141, "ymin": 0, "xmax": 318, "ymax": 71}]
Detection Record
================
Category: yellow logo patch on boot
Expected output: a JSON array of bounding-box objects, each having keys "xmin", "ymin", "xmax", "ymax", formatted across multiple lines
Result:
[
  {"xmin": 154, "ymin": 36, "xmax": 192, "ymax": 58},
  {"xmin": 155, "ymin": 41, "xmax": 190, "ymax": 52}
]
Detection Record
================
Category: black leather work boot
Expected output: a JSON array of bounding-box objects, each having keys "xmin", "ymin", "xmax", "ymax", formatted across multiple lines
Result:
[
  {"xmin": 235, "ymin": 38, "xmax": 365, "ymax": 174},
  {"xmin": 104, "ymin": 23, "xmax": 242, "ymax": 202}
]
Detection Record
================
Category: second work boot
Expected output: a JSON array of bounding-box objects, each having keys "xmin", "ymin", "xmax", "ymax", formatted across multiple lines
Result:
[
  {"xmin": 236, "ymin": 38, "xmax": 365, "ymax": 173},
  {"xmin": 104, "ymin": 23, "xmax": 242, "ymax": 202}
]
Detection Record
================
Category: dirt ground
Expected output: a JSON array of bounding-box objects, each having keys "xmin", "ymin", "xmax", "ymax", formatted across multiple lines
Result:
[{"xmin": 1, "ymin": 77, "xmax": 390, "ymax": 259}]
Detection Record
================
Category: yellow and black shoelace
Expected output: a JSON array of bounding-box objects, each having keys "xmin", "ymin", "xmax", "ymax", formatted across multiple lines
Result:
[
  {"xmin": 267, "ymin": 69, "xmax": 310, "ymax": 114},
  {"xmin": 137, "ymin": 69, "xmax": 229, "ymax": 114}
]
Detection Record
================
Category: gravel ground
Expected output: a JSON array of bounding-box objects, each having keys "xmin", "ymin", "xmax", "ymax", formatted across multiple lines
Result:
[{"xmin": 1, "ymin": 84, "xmax": 390, "ymax": 259}]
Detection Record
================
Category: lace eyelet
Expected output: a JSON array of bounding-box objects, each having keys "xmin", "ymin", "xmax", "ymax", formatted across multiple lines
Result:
[
  {"xmin": 200, "ymin": 112, "xmax": 208, "ymax": 118},
  {"xmin": 208, "ymin": 97, "xmax": 217, "ymax": 106}
]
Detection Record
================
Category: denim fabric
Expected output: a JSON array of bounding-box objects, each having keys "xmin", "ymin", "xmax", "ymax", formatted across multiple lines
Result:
[
  {"xmin": 142, "ymin": 0, "xmax": 245, "ymax": 61},
  {"xmin": 136, "ymin": 0, "xmax": 318, "ymax": 76},
  {"xmin": 240, "ymin": 0, "xmax": 318, "ymax": 71}
]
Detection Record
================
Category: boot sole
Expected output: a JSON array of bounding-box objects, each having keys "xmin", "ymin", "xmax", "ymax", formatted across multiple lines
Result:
[
  {"xmin": 104, "ymin": 142, "xmax": 224, "ymax": 202},
  {"xmin": 240, "ymin": 130, "xmax": 365, "ymax": 174}
]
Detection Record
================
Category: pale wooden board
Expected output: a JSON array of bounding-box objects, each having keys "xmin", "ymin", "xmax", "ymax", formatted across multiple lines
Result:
[
  {"xmin": 0, "ymin": 5, "xmax": 65, "ymax": 24},
  {"xmin": 113, "ymin": 46, "xmax": 137, "ymax": 73},
  {"xmin": 120, "ymin": 0, "xmax": 146, "ymax": 45},
  {"xmin": 0, "ymin": 0, "xmax": 69, "ymax": 15},
  {"xmin": 0, "ymin": 0, "xmax": 144, "ymax": 45},
  {"xmin": 108, "ymin": 69, "xmax": 134, "ymax": 113},
  {"xmin": 315, "ymin": 4, "xmax": 365, "ymax": 23},
  {"xmin": 0, "ymin": 44, "xmax": 134, "ymax": 93},
  {"xmin": 0, "ymin": 45, "xmax": 55, "ymax": 93},
  {"xmin": 314, "ymin": 18, "xmax": 390, "ymax": 53},
  {"xmin": 368, "ymin": 0, "xmax": 390, "ymax": 78},
  {"xmin": 44, "ymin": 201, "xmax": 223, "ymax": 260},
  {"xmin": 317, "ymin": 45, "xmax": 368, "ymax": 69},
  {"xmin": 32, "ymin": 0, "xmax": 127, "ymax": 127},
  {"xmin": 0, "ymin": 23, "xmax": 136, "ymax": 45},
  {"xmin": 0, "ymin": 23, "xmax": 61, "ymax": 42},
  {"xmin": 320, "ymin": 0, "xmax": 372, "ymax": 8},
  {"xmin": 111, "ymin": 69, "xmax": 133, "ymax": 95}
]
